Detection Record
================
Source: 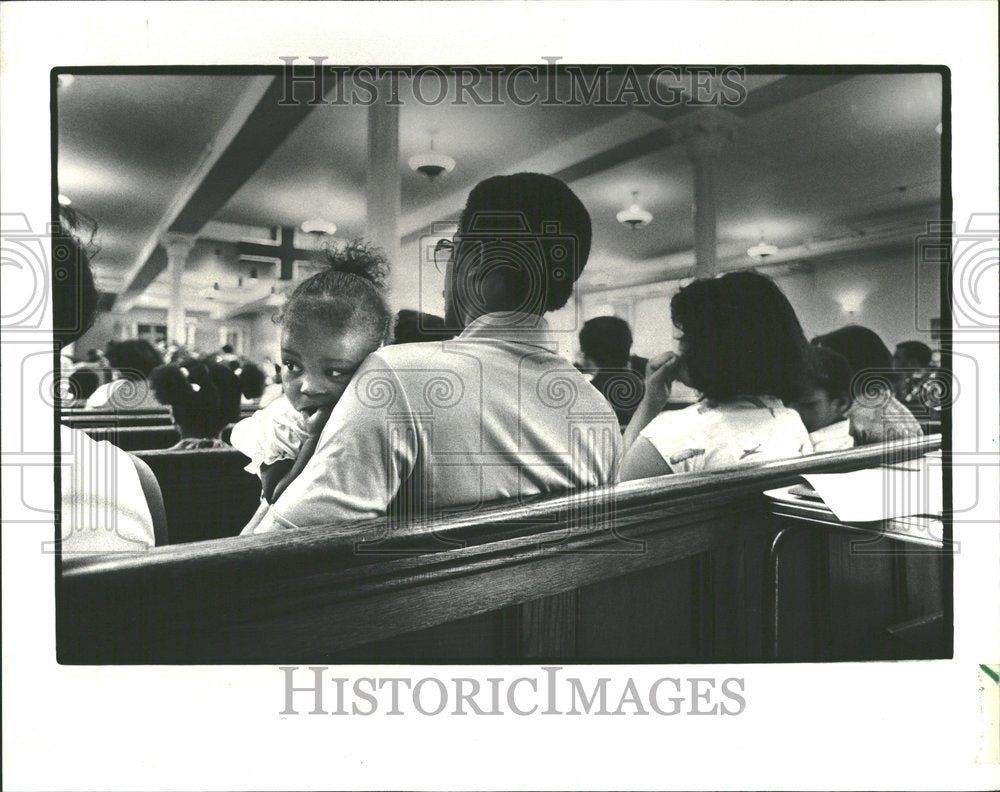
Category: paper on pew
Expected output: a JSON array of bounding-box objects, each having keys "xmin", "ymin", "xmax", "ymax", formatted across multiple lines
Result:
[{"xmin": 801, "ymin": 459, "xmax": 943, "ymax": 523}]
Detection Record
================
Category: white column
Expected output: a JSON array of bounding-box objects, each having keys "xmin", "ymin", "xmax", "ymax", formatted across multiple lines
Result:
[
  {"xmin": 161, "ymin": 233, "xmax": 196, "ymax": 345},
  {"xmin": 365, "ymin": 78, "xmax": 401, "ymax": 306},
  {"xmin": 676, "ymin": 109, "xmax": 739, "ymax": 279}
]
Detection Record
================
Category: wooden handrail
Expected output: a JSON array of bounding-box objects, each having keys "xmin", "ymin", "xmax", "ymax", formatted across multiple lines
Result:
[{"xmin": 58, "ymin": 435, "xmax": 939, "ymax": 662}]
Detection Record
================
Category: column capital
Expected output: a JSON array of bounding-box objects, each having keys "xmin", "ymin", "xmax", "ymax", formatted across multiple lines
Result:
[
  {"xmin": 160, "ymin": 232, "xmax": 197, "ymax": 260},
  {"xmin": 672, "ymin": 108, "xmax": 742, "ymax": 162}
]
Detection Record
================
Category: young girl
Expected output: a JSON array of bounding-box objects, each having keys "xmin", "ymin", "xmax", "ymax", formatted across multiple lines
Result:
[
  {"xmin": 230, "ymin": 240, "xmax": 393, "ymax": 522},
  {"xmin": 148, "ymin": 357, "xmax": 245, "ymax": 449}
]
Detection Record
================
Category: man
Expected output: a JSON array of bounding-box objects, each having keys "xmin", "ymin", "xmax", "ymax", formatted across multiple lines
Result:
[
  {"xmin": 577, "ymin": 316, "xmax": 646, "ymax": 426},
  {"xmin": 791, "ymin": 346, "xmax": 854, "ymax": 452},
  {"xmin": 247, "ymin": 173, "xmax": 621, "ymax": 535},
  {"xmin": 892, "ymin": 340, "xmax": 943, "ymax": 418}
]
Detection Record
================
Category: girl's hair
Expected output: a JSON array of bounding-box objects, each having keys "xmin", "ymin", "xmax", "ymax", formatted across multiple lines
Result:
[
  {"xmin": 670, "ymin": 270, "xmax": 811, "ymax": 403},
  {"xmin": 812, "ymin": 325, "xmax": 892, "ymax": 372},
  {"xmin": 278, "ymin": 239, "xmax": 392, "ymax": 345},
  {"xmin": 149, "ymin": 358, "xmax": 244, "ymax": 438}
]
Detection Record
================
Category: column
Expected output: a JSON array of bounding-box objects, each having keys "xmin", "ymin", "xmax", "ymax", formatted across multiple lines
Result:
[
  {"xmin": 676, "ymin": 109, "xmax": 739, "ymax": 278},
  {"xmin": 161, "ymin": 233, "xmax": 196, "ymax": 345},
  {"xmin": 365, "ymin": 78, "xmax": 401, "ymax": 306}
]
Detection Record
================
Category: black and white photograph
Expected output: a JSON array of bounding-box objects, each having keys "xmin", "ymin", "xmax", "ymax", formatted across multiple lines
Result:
[{"xmin": 2, "ymin": 2, "xmax": 997, "ymax": 790}]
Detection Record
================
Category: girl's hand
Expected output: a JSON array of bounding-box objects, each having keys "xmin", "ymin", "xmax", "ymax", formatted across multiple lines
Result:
[
  {"xmin": 644, "ymin": 352, "xmax": 683, "ymax": 409},
  {"xmin": 303, "ymin": 404, "xmax": 334, "ymax": 438}
]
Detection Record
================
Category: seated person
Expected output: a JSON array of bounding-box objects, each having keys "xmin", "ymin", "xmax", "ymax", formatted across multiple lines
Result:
[
  {"xmin": 577, "ymin": 316, "xmax": 646, "ymax": 426},
  {"xmin": 53, "ymin": 216, "xmax": 165, "ymax": 551},
  {"xmin": 620, "ymin": 271, "xmax": 813, "ymax": 480},
  {"xmin": 85, "ymin": 338, "xmax": 163, "ymax": 410},
  {"xmin": 812, "ymin": 325, "xmax": 922, "ymax": 444},
  {"xmin": 791, "ymin": 346, "xmax": 854, "ymax": 452},
  {"xmin": 237, "ymin": 361, "xmax": 267, "ymax": 405},
  {"xmin": 892, "ymin": 339, "xmax": 944, "ymax": 420},
  {"xmin": 67, "ymin": 368, "xmax": 101, "ymax": 405},
  {"xmin": 230, "ymin": 240, "xmax": 392, "ymax": 509},
  {"xmin": 391, "ymin": 309, "xmax": 456, "ymax": 344},
  {"xmin": 149, "ymin": 357, "xmax": 244, "ymax": 450},
  {"xmin": 244, "ymin": 173, "xmax": 621, "ymax": 535}
]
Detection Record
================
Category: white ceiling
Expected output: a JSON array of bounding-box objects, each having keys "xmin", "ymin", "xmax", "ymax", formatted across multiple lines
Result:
[{"xmin": 56, "ymin": 69, "xmax": 942, "ymax": 312}]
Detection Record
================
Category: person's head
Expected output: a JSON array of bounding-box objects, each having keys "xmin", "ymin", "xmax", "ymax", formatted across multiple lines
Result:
[
  {"xmin": 442, "ymin": 173, "xmax": 592, "ymax": 328},
  {"xmin": 237, "ymin": 362, "xmax": 267, "ymax": 399},
  {"xmin": 221, "ymin": 344, "xmax": 234, "ymax": 354},
  {"xmin": 893, "ymin": 340, "xmax": 933, "ymax": 370},
  {"xmin": 67, "ymin": 368, "xmax": 100, "ymax": 403},
  {"xmin": 277, "ymin": 239, "xmax": 391, "ymax": 416},
  {"xmin": 791, "ymin": 346, "xmax": 854, "ymax": 433},
  {"xmin": 85, "ymin": 348, "xmax": 103, "ymax": 363},
  {"xmin": 391, "ymin": 310, "xmax": 454, "ymax": 344},
  {"xmin": 812, "ymin": 325, "xmax": 891, "ymax": 372},
  {"xmin": 669, "ymin": 270, "xmax": 810, "ymax": 403},
  {"xmin": 51, "ymin": 218, "xmax": 99, "ymax": 349},
  {"xmin": 578, "ymin": 316, "xmax": 633, "ymax": 370},
  {"xmin": 149, "ymin": 358, "xmax": 242, "ymax": 438},
  {"xmin": 105, "ymin": 339, "xmax": 162, "ymax": 382}
]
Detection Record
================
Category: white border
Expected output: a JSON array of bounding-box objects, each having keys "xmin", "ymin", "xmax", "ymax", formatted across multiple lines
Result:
[{"xmin": 2, "ymin": 2, "xmax": 998, "ymax": 790}]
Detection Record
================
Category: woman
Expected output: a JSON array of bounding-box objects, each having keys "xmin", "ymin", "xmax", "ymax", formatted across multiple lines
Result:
[
  {"xmin": 54, "ymin": 215, "xmax": 166, "ymax": 550},
  {"xmin": 812, "ymin": 325, "xmax": 923, "ymax": 444},
  {"xmin": 84, "ymin": 338, "xmax": 163, "ymax": 410},
  {"xmin": 149, "ymin": 358, "xmax": 243, "ymax": 450},
  {"xmin": 620, "ymin": 271, "xmax": 813, "ymax": 481}
]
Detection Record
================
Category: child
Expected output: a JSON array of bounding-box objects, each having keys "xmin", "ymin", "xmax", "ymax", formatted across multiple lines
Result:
[
  {"xmin": 791, "ymin": 346, "xmax": 854, "ymax": 453},
  {"xmin": 230, "ymin": 240, "xmax": 392, "ymax": 515},
  {"xmin": 149, "ymin": 357, "xmax": 245, "ymax": 449}
]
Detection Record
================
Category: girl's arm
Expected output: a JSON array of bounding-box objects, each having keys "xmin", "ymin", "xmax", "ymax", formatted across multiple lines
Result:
[
  {"xmin": 268, "ymin": 405, "xmax": 334, "ymax": 504},
  {"xmin": 622, "ymin": 352, "xmax": 683, "ymax": 452}
]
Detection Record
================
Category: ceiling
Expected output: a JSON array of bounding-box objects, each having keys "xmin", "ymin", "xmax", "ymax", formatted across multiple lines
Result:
[{"xmin": 55, "ymin": 68, "xmax": 943, "ymax": 313}]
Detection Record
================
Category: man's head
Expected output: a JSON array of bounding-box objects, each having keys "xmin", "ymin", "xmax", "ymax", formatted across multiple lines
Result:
[
  {"xmin": 443, "ymin": 173, "xmax": 592, "ymax": 328},
  {"xmin": 792, "ymin": 346, "xmax": 854, "ymax": 433},
  {"xmin": 893, "ymin": 340, "xmax": 933, "ymax": 370},
  {"xmin": 578, "ymin": 316, "xmax": 633, "ymax": 371}
]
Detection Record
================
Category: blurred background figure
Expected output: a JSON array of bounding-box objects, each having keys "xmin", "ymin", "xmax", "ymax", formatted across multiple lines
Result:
[
  {"xmin": 892, "ymin": 340, "xmax": 944, "ymax": 419},
  {"xmin": 391, "ymin": 310, "xmax": 455, "ymax": 344},
  {"xmin": 577, "ymin": 316, "xmax": 646, "ymax": 425},
  {"xmin": 215, "ymin": 343, "xmax": 241, "ymax": 371},
  {"xmin": 149, "ymin": 358, "xmax": 244, "ymax": 449},
  {"xmin": 812, "ymin": 325, "xmax": 922, "ymax": 444},
  {"xmin": 791, "ymin": 346, "xmax": 855, "ymax": 452},
  {"xmin": 85, "ymin": 338, "xmax": 164, "ymax": 410}
]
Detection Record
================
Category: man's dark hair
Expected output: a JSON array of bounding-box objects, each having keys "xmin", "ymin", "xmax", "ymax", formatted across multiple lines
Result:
[
  {"xmin": 238, "ymin": 362, "xmax": 267, "ymax": 399},
  {"xmin": 106, "ymin": 339, "xmax": 163, "ymax": 381},
  {"xmin": 579, "ymin": 316, "xmax": 633, "ymax": 369},
  {"xmin": 670, "ymin": 270, "xmax": 810, "ymax": 403},
  {"xmin": 51, "ymin": 230, "xmax": 98, "ymax": 347},
  {"xmin": 392, "ymin": 310, "xmax": 455, "ymax": 344},
  {"xmin": 67, "ymin": 368, "xmax": 100, "ymax": 402},
  {"xmin": 807, "ymin": 346, "xmax": 854, "ymax": 406},
  {"xmin": 458, "ymin": 172, "xmax": 592, "ymax": 313},
  {"xmin": 149, "ymin": 358, "xmax": 242, "ymax": 438},
  {"xmin": 221, "ymin": 344, "xmax": 234, "ymax": 354},
  {"xmin": 812, "ymin": 325, "xmax": 891, "ymax": 372},
  {"xmin": 895, "ymin": 340, "xmax": 933, "ymax": 368}
]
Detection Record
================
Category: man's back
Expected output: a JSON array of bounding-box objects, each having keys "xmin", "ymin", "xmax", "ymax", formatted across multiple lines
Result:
[{"xmin": 251, "ymin": 313, "xmax": 622, "ymax": 533}]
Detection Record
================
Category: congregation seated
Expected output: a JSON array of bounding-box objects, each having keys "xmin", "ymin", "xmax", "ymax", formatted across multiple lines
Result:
[
  {"xmin": 812, "ymin": 325, "xmax": 923, "ymax": 444},
  {"xmin": 620, "ymin": 271, "xmax": 813, "ymax": 481},
  {"xmin": 85, "ymin": 339, "xmax": 164, "ymax": 410}
]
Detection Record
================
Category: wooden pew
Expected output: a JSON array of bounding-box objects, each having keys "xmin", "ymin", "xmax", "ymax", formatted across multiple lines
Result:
[
  {"xmin": 58, "ymin": 436, "xmax": 942, "ymax": 664},
  {"xmin": 81, "ymin": 426, "xmax": 181, "ymax": 452},
  {"xmin": 61, "ymin": 403, "xmax": 260, "ymax": 429},
  {"xmin": 132, "ymin": 448, "xmax": 261, "ymax": 544}
]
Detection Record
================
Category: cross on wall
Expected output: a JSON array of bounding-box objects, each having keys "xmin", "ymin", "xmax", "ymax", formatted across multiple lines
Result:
[{"xmin": 235, "ymin": 225, "xmax": 315, "ymax": 280}]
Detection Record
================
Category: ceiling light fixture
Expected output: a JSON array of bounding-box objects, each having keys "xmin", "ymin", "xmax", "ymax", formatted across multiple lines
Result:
[
  {"xmin": 301, "ymin": 219, "xmax": 337, "ymax": 235},
  {"xmin": 616, "ymin": 191, "xmax": 653, "ymax": 230},
  {"xmin": 58, "ymin": 194, "xmax": 72, "ymax": 206},
  {"xmin": 409, "ymin": 139, "xmax": 456, "ymax": 180},
  {"xmin": 747, "ymin": 237, "xmax": 779, "ymax": 261}
]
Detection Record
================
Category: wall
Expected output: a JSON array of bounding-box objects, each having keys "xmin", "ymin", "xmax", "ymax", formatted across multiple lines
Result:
[{"xmin": 580, "ymin": 246, "xmax": 942, "ymax": 361}]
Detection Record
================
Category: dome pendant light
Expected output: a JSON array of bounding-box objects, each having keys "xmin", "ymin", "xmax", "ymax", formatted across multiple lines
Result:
[
  {"xmin": 409, "ymin": 138, "xmax": 456, "ymax": 180},
  {"xmin": 616, "ymin": 191, "xmax": 653, "ymax": 229}
]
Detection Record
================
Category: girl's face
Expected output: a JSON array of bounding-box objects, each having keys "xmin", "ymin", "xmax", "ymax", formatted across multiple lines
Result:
[{"xmin": 279, "ymin": 322, "xmax": 378, "ymax": 416}]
